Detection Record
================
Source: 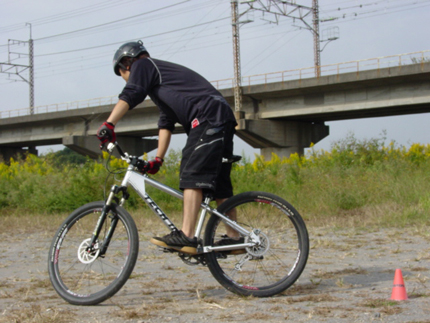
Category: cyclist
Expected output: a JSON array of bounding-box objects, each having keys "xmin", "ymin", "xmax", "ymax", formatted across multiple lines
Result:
[{"xmin": 97, "ymin": 40, "xmax": 242, "ymax": 254}]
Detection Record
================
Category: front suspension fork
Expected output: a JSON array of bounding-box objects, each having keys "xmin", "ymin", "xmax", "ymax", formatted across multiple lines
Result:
[{"xmin": 88, "ymin": 187, "xmax": 124, "ymax": 257}]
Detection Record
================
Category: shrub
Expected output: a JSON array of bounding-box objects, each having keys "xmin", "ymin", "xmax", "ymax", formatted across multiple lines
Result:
[{"xmin": 1, "ymin": 133, "xmax": 430, "ymax": 228}]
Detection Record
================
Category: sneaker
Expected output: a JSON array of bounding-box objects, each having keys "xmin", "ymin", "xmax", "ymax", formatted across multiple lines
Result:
[
  {"xmin": 150, "ymin": 230, "xmax": 198, "ymax": 255},
  {"xmin": 214, "ymin": 235, "xmax": 246, "ymax": 255}
]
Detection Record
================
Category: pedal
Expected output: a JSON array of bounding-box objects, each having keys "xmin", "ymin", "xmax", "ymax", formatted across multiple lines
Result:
[
  {"xmin": 251, "ymin": 255, "xmax": 264, "ymax": 260},
  {"xmin": 155, "ymin": 246, "xmax": 176, "ymax": 253},
  {"xmin": 179, "ymin": 253, "xmax": 207, "ymax": 266},
  {"xmin": 216, "ymin": 253, "xmax": 227, "ymax": 259}
]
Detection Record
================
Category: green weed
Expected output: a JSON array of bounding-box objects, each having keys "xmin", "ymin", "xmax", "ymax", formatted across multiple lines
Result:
[{"xmin": 1, "ymin": 134, "xmax": 430, "ymax": 228}]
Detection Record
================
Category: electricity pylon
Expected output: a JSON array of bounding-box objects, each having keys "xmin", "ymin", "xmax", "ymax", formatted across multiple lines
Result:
[{"xmin": 0, "ymin": 23, "xmax": 34, "ymax": 114}]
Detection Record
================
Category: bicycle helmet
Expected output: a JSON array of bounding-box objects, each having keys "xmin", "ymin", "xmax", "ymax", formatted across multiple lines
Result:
[{"xmin": 113, "ymin": 40, "xmax": 147, "ymax": 76}]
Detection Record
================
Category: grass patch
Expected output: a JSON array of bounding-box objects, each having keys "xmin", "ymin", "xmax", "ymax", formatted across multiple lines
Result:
[
  {"xmin": 2, "ymin": 134, "xmax": 430, "ymax": 229},
  {"xmin": 312, "ymin": 267, "xmax": 368, "ymax": 280},
  {"xmin": 0, "ymin": 304, "xmax": 75, "ymax": 323},
  {"xmin": 359, "ymin": 298, "xmax": 403, "ymax": 315}
]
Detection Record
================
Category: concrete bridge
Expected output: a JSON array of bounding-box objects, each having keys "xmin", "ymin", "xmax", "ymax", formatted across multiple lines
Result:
[{"xmin": 1, "ymin": 52, "xmax": 430, "ymax": 160}]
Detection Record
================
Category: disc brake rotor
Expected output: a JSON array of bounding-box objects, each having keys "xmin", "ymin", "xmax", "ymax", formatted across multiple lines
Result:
[
  {"xmin": 246, "ymin": 231, "xmax": 270, "ymax": 257},
  {"xmin": 77, "ymin": 238, "xmax": 101, "ymax": 264}
]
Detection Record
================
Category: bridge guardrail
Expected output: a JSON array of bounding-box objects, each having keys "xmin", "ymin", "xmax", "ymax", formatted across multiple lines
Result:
[
  {"xmin": 0, "ymin": 96, "xmax": 119, "ymax": 119},
  {"xmin": 1, "ymin": 50, "xmax": 429, "ymax": 119},
  {"xmin": 211, "ymin": 50, "xmax": 430, "ymax": 89}
]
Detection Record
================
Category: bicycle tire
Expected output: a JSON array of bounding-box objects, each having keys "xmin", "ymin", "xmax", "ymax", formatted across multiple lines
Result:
[
  {"xmin": 204, "ymin": 191, "xmax": 309, "ymax": 297},
  {"xmin": 48, "ymin": 201, "xmax": 139, "ymax": 305}
]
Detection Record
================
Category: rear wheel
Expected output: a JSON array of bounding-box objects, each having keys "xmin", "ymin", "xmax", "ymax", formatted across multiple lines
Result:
[
  {"xmin": 48, "ymin": 202, "xmax": 139, "ymax": 305},
  {"xmin": 204, "ymin": 192, "xmax": 309, "ymax": 297}
]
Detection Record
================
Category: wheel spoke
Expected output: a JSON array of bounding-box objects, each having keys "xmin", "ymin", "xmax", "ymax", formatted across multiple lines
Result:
[
  {"xmin": 205, "ymin": 192, "xmax": 309, "ymax": 297},
  {"xmin": 48, "ymin": 202, "xmax": 139, "ymax": 305}
]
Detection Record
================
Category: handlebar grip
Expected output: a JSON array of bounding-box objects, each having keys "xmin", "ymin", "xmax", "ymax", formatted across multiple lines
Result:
[
  {"xmin": 136, "ymin": 159, "xmax": 149, "ymax": 173},
  {"xmin": 105, "ymin": 142, "xmax": 125, "ymax": 157}
]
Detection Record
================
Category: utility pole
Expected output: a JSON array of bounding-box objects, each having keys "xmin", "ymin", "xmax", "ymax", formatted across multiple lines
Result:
[
  {"xmin": 231, "ymin": 0, "xmax": 242, "ymax": 113},
  {"xmin": 312, "ymin": 0, "xmax": 321, "ymax": 77},
  {"xmin": 0, "ymin": 23, "xmax": 35, "ymax": 114},
  {"xmin": 28, "ymin": 23, "xmax": 34, "ymax": 114},
  {"xmin": 231, "ymin": 0, "xmax": 253, "ymax": 115}
]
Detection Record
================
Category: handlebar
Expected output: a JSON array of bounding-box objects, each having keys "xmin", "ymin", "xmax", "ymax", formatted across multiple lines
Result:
[
  {"xmin": 107, "ymin": 142, "xmax": 125, "ymax": 158},
  {"xmin": 105, "ymin": 141, "xmax": 242, "ymax": 171},
  {"xmin": 106, "ymin": 142, "xmax": 148, "ymax": 173},
  {"xmin": 106, "ymin": 141, "xmax": 242, "ymax": 166}
]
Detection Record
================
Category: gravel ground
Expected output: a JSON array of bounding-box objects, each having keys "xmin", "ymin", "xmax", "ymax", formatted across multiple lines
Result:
[{"xmin": 1, "ymin": 226, "xmax": 429, "ymax": 323}]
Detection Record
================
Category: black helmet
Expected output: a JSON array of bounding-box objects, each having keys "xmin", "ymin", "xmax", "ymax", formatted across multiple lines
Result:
[{"xmin": 113, "ymin": 40, "xmax": 147, "ymax": 76}]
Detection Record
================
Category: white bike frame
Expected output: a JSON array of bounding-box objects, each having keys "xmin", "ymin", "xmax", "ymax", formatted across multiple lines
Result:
[{"xmin": 105, "ymin": 163, "xmax": 258, "ymax": 253}]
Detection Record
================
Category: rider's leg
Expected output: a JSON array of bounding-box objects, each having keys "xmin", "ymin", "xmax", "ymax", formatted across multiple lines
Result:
[
  {"xmin": 182, "ymin": 188, "xmax": 203, "ymax": 238},
  {"xmin": 150, "ymin": 190, "xmax": 199, "ymax": 252},
  {"xmin": 216, "ymin": 198, "xmax": 239, "ymax": 239},
  {"xmin": 151, "ymin": 121, "xmax": 235, "ymax": 252}
]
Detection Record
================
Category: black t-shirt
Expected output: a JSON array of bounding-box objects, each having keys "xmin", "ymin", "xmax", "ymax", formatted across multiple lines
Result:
[{"xmin": 118, "ymin": 58, "xmax": 236, "ymax": 134}]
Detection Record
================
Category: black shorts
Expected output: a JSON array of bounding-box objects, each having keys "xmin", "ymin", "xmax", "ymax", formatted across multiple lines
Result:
[{"xmin": 179, "ymin": 121, "xmax": 235, "ymax": 199}]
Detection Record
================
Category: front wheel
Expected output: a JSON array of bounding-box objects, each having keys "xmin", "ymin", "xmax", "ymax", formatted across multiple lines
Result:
[
  {"xmin": 48, "ymin": 201, "xmax": 139, "ymax": 305},
  {"xmin": 204, "ymin": 191, "xmax": 309, "ymax": 297}
]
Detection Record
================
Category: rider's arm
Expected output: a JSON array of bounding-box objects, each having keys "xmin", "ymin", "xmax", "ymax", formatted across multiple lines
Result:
[
  {"xmin": 155, "ymin": 128, "xmax": 171, "ymax": 160},
  {"xmin": 107, "ymin": 100, "xmax": 129, "ymax": 125}
]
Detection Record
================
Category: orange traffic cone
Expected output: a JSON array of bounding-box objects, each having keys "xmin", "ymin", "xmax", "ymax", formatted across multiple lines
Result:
[{"xmin": 390, "ymin": 268, "xmax": 408, "ymax": 301}]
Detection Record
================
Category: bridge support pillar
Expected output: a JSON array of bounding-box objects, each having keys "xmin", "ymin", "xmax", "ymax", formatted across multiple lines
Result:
[
  {"xmin": 63, "ymin": 136, "xmax": 158, "ymax": 159},
  {"xmin": 235, "ymin": 119, "xmax": 329, "ymax": 160},
  {"xmin": 0, "ymin": 146, "xmax": 38, "ymax": 163}
]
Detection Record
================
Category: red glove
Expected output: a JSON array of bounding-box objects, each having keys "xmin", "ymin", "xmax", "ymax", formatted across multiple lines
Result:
[
  {"xmin": 146, "ymin": 157, "xmax": 163, "ymax": 174},
  {"xmin": 97, "ymin": 122, "xmax": 116, "ymax": 147}
]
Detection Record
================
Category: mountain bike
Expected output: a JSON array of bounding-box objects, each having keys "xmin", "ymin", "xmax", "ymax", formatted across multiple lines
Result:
[{"xmin": 48, "ymin": 142, "xmax": 309, "ymax": 305}]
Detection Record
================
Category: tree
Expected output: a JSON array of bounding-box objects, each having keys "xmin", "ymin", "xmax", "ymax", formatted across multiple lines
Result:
[{"xmin": 45, "ymin": 148, "xmax": 88, "ymax": 167}]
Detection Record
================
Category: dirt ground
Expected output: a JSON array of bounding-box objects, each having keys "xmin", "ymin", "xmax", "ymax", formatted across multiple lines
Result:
[{"xmin": 1, "ymin": 226, "xmax": 429, "ymax": 323}]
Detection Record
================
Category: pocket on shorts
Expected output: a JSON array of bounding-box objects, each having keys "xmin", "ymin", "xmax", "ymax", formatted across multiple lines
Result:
[
  {"xmin": 183, "ymin": 125, "xmax": 225, "ymax": 175},
  {"xmin": 193, "ymin": 127, "xmax": 224, "ymax": 174}
]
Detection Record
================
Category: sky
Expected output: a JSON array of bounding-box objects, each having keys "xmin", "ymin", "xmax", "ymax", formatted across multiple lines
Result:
[{"xmin": 1, "ymin": 0, "xmax": 430, "ymax": 158}]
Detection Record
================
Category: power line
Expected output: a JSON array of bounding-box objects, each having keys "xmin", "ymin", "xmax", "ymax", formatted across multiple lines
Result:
[
  {"xmin": 32, "ymin": 0, "xmax": 216, "ymax": 45},
  {"xmin": 161, "ymin": 1, "xmax": 227, "ymax": 59},
  {"xmin": 2, "ymin": 0, "xmax": 429, "ymax": 91},
  {"xmin": 34, "ymin": 37, "xmax": 234, "ymax": 78},
  {"xmin": 34, "ymin": 19, "xmax": 277, "ymax": 74},
  {"xmin": 320, "ymin": 0, "xmax": 430, "ymax": 22},
  {"xmin": 34, "ymin": 12, "xmax": 274, "ymax": 68},
  {"xmin": 0, "ymin": 0, "xmax": 139, "ymax": 33},
  {"xmin": 34, "ymin": 23, "xmax": 302, "ymax": 79},
  {"xmin": 34, "ymin": 1, "xmax": 191, "ymax": 42},
  {"xmin": 242, "ymin": 29, "xmax": 304, "ymax": 75},
  {"xmin": 25, "ymin": 0, "xmax": 430, "ymax": 79},
  {"xmin": 35, "ymin": 17, "xmax": 230, "ymax": 57},
  {"xmin": 34, "ymin": 22, "xmax": 240, "ymax": 72}
]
